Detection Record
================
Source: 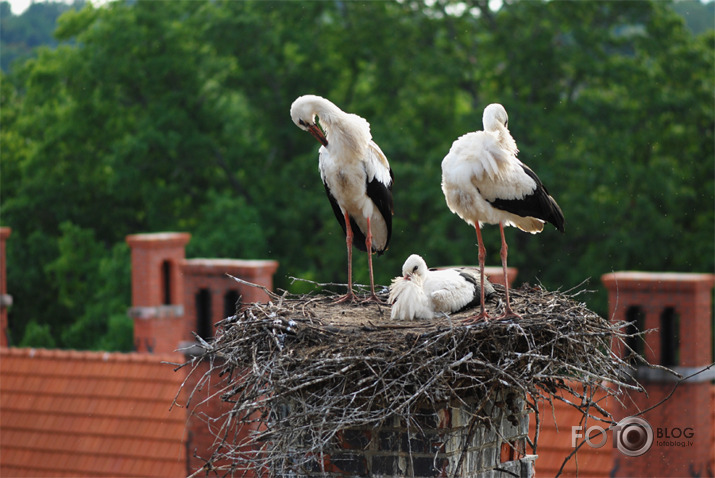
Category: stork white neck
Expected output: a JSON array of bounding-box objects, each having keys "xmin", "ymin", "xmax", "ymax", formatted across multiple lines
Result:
[
  {"xmin": 291, "ymin": 95, "xmax": 372, "ymax": 160},
  {"xmin": 483, "ymin": 103, "xmax": 518, "ymax": 155}
]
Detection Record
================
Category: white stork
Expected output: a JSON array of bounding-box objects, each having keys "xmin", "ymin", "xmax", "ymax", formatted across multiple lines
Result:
[
  {"xmin": 290, "ymin": 95, "xmax": 394, "ymax": 302},
  {"xmin": 441, "ymin": 103, "xmax": 565, "ymax": 320},
  {"xmin": 388, "ymin": 254, "xmax": 495, "ymax": 320}
]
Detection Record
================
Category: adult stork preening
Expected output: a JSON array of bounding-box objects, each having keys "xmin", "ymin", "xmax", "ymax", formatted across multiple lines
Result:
[
  {"xmin": 290, "ymin": 95, "xmax": 394, "ymax": 302},
  {"xmin": 441, "ymin": 103, "xmax": 565, "ymax": 320},
  {"xmin": 388, "ymin": 254, "xmax": 495, "ymax": 321}
]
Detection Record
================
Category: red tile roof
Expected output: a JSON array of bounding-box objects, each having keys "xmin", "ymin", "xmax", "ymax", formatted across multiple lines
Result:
[
  {"xmin": 0, "ymin": 347, "xmax": 187, "ymax": 478},
  {"xmin": 2, "ymin": 348, "xmax": 712, "ymax": 477}
]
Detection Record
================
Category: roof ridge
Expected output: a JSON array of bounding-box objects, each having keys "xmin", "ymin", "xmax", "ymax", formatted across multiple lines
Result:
[{"xmin": 0, "ymin": 346, "xmax": 184, "ymax": 363}]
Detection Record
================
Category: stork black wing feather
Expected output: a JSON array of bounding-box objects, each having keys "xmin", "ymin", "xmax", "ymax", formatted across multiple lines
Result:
[
  {"xmin": 365, "ymin": 169, "xmax": 395, "ymax": 255},
  {"xmin": 456, "ymin": 271, "xmax": 482, "ymax": 310},
  {"xmin": 487, "ymin": 164, "xmax": 565, "ymax": 233}
]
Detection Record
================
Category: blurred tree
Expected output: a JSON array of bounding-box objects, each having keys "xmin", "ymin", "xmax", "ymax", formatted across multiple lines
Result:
[
  {"xmin": 17, "ymin": 320, "xmax": 56, "ymax": 348},
  {"xmin": 2, "ymin": 0, "xmax": 228, "ymax": 345},
  {"xmin": 1, "ymin": 0, "xmax": 712, "ymax": 348},
  {"xmin": 419, "ymin": 1, "xmax": 715, "ymax": 310},
  {"xmin": 187, "ymin": 191, "xmax": 270, "ymax": 260},
  {"xmin": 0, "ymin": 1, "xmax": 81, "ymax": 71},
  {"xmin": 671, "ymin": 0, "xmax": 715, "ymax": 35}
]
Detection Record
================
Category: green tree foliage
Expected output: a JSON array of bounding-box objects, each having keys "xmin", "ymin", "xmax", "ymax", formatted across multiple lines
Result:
[
  {"xmin": 672, "ymin": 0, "xmax": 715, "ymax": 35},
  {"xmin": 47, "ymin": 223, "xmax": 132, "ymax": 351},
  {"xmin": 1, "ymin": 0, "xmax": 712, "ymax": 349},
  {"xmin": 17, "ymin": 320, "xmax": 56, "ymax": 348},
  {"xmin": 0, "ymin": 1, "xmax": 81, "ymax": 72}
]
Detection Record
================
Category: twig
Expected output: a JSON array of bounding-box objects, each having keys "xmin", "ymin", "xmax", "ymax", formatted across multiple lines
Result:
[{"xmin": 178, "ymin": 284, "xmax": 640, "ymax": 477}]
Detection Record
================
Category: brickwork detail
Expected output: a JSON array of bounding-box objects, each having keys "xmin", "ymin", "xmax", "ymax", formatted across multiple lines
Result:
[
  {"xmin": 125, "ymin": 231, "xmax": 280, "ymax": 475},
  {"xmin": 483, "ymin": 266, "xmax": 518, "ymax": 288},
  {"xmin": 126, "ymin": 233, "xmax": 280, "ymax": 354},
  {"xmin": 126, "ymin": 232, "xmax": 191, "ymax": 308},
  {"xmin": 181, "ymin": 258, "xmax": 279, "ymax": 341},
  {"xmin": 292, "ymin": 391, "xmax": 535, "ymax": 477},
  {"xmin": 126, "ymin": 232, "xmax": 191, "ymax": 354},
  {"xmin": 602, "ymin": 271, "xmax": 715, "ymax": 478},
  {"xmin": 181, "ymin": 358, "xmax": 257, "ymax": 476}
]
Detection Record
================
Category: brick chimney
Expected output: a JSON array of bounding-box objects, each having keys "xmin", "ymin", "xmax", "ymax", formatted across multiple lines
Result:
[
  {"xmin": 602, "ymin": 271, "xmax": 715, "ymax": 477},
  {"xmin": 0, "ymin": 227, "xmax": 12, "ymax": 347},
  {"xmin": 125, "ymin": 232, "xmax": 280, "ymax": 475},
  {"xmin": 126, "ymin": 232, "xmax": 191, "ymax": 354},
  {"xmin": 181, "ymin": 258, "xmax": 279, "ymax": 342},
  {"xmin": 178, "ymin": 258, "xmax": 278, "ymax": 476},
  {"xmin": 484, "ymin": 266, "xmax": 518, "ymax": 287}
]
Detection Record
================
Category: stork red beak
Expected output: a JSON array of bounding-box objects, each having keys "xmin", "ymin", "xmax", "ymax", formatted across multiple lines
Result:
[
  {"xmin": 403, "ymin": 275, "xmax": 411, "ymax": 281},
  {"xmin": 307, "ymin": 124, "xmax": 328, "ymax": 147}
]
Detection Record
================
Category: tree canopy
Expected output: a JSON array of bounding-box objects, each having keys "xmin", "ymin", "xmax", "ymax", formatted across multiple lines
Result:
[
  {"xmin": 1, "ymin": 0, "xmax": 713, "ymax": 350},
  {"xmin": 0, "ymin": 0, "xmax": 83, "ymax": 71}
]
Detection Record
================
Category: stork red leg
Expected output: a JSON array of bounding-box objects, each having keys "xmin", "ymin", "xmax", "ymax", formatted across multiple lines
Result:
[
  {"xmin": 463, "ymin": 224, "xmax": 490, "ymax": 323},
  {"xmin": 335, "ymin": 211, "xmax": 356, "ymax": 303},
  {"xmin": 363, "ymin": 216, "xmax": 382, "ymax": 302},
  {"xmin": 498, "ymin": 222, "xmax": 521, "ymax": 319}
]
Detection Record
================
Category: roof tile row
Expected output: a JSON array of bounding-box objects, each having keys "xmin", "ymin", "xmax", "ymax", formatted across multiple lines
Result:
[{"xmin": 0, "ymin": 347, "xmax": 188, "ymax": 478}]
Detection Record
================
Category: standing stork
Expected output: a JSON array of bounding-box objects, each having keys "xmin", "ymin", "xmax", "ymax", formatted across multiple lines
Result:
[
  {"xmin": 290, "ymin": 95, "xmax": 394, "ymax": 302},
  {"xmin": 441, "ymin": 103, "xmax": 565, "ymax": 320}
]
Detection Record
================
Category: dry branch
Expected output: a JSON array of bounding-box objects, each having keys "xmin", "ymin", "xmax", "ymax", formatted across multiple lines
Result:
[{"xmin": 177, "ymin": 282, "xmax": 647, "ymax": 477}]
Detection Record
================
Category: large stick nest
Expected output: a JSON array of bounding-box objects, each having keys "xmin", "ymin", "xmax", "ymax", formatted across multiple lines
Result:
[{"xmin": 178, "ymin": 279, "xmax": 646, "ymax": 477}]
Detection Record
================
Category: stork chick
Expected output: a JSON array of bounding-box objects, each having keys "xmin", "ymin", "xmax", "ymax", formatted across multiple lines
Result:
[{"xmin": 389, "ymin": 254, "xmax": 495, "ymax": 320}]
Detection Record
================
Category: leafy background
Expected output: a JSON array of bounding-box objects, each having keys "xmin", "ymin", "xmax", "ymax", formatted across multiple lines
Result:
[{"xmin": 1, "ymin": 0, "xmax": 713, "ymax": 351}]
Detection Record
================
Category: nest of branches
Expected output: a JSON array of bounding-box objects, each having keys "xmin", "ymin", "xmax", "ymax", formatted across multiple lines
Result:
[{"xmin": 178, "ymin": 278, "xmax": 646, "ymax": 477}]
